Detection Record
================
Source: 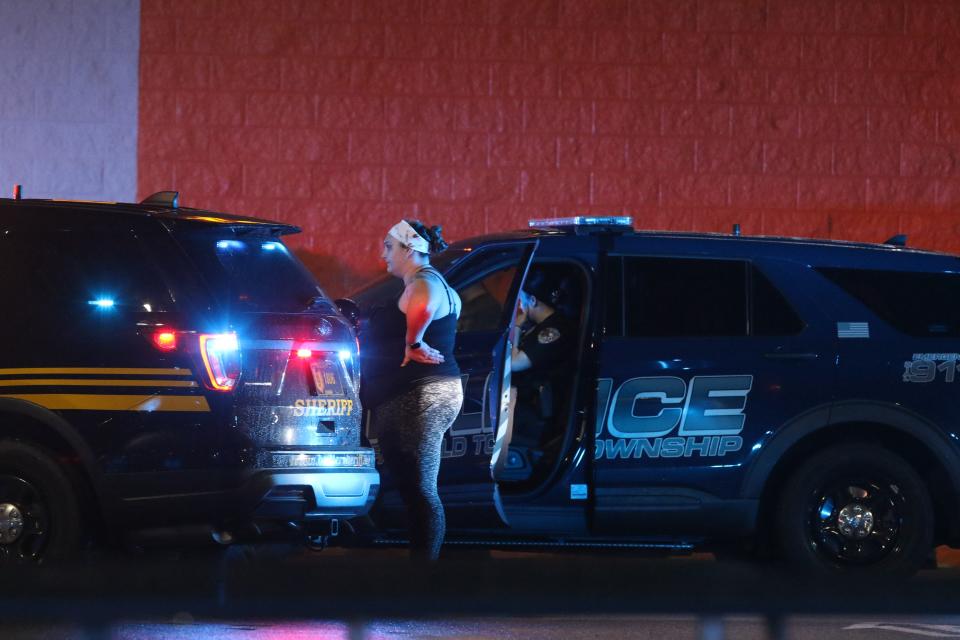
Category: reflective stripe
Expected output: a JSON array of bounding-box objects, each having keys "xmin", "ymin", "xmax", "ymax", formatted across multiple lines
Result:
[
  {"xmin": 0, "ymin": 394, "xmax": 211, "ymax": 412},
  {"xmin": 0, "ymin": 368, "xmax": 193, "ymax": 376},
  {"xmin": 0, "ymin": 379, "xmax": 198, "ymax": 388}
]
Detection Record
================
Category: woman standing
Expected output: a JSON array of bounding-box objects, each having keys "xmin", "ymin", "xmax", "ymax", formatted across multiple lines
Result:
[{"xmin": 360, "ymin": 220, "xmax": 462, "ymax": 561}]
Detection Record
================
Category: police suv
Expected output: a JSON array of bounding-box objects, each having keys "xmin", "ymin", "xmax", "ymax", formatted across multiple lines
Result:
[
  {"xmin": 346, "ymin": 216, "xmax": 960, "ymax": 575},
  {"xmin": 0, "ymin": 193, "xmax": 377, "ymax": 562}
]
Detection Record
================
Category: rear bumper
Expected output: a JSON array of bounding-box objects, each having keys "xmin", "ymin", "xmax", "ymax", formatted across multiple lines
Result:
[
  {"xmin": 101, "ymin": 452, "xmax": 379, "ymax": 538},
  {"xmin": 247, "ymin": 466, "xmax": 380, "ymax": 522}
]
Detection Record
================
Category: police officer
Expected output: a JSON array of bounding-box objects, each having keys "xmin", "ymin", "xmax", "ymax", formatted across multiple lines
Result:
[{"xmin": 510, "ymin": 270, "xmax": 577, "ymax": 452}]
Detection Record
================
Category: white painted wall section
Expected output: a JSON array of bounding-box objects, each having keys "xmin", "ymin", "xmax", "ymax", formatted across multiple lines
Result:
[{"xmin": 0, "ymin": 0, "xmax": 140, "ymax": 201}]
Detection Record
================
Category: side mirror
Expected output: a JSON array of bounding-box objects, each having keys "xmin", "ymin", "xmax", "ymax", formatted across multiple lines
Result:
[{"xmin": 335, "ymin": 298, "xmax": 361, "ymax": 331}]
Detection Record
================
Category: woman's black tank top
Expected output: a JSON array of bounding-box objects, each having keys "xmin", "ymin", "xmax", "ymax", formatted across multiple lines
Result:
[{"xmin": 360, "ymin": 267, "xmax": 460, "ymax": 410}]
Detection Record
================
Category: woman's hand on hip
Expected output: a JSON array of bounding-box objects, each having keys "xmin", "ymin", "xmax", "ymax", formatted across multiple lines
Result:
[{"xmin": 402, "ymin": 342, "xmax": 445, "ymax": 366}]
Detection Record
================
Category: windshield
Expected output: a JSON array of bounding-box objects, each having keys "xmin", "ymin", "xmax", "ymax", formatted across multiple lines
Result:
[{"xmin": 177, "ymin": 228, "xmax": 330, "ymax": 313}]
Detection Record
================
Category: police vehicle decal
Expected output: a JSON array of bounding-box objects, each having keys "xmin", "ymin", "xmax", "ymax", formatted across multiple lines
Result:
[
  {"xmin": 594, "ymin": 375, "xmax": 752, "ymax": 460},
  {"xmin": 0, "ymin": 367, "xmax": 194, "ymax": 376},
  {"xmin": 0, "ymin": 378, "xmax": 197, "ymax": 387},
  {"xmin": 0, "ymin": 394, "xmax": 211, "ymax": 412},
  {"xmin": 293, "ymin": 398, "xmax": 354, "ymax": 417},
  {"xmin": 442, "ymin": 372, "xmax": 495, "ymax": 459},
  {"xmin": 837, "ymin": 322, "xmax": 870, "ymax": 338},
  {"xmin": 0, "ymin": 367, "xmax": 210, "ymax": 412},
  {"xmin": 903, "ymin": 353, "xmax": 960, "ymax": 383}
]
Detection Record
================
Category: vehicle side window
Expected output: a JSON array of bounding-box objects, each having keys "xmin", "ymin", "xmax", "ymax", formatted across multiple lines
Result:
[
  {"xmin": 622, "ymin": 257, "xmax": 748, "ymax": 337},
  {"xmin": 17, "ymin": 230, "xmax": 175, "ymax": 313},
  {"xmin": 752, "ymin": 267, "xmax": 805, "ymax": 336},
  {"xmin": 818, "ymin": 267, "xmax": 960, "ymax": 337},
  {"xmin": 457, "ymin": 265, "xmax": 517, "ymax": 333}
]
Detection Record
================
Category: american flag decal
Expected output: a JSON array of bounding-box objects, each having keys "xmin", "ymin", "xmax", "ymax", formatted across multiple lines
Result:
[{"xmin": 837, "ymin": 322, "xmax": 870, "ymax": 338}]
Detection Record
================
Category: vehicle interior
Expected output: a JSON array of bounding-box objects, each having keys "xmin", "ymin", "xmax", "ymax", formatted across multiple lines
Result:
[{"xmin": 455, "ymin": 259, "xmax": 589, "ymax": 493}]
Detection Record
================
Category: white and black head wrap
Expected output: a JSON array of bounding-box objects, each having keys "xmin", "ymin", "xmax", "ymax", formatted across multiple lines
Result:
[{"xmin": 388, "ymin": 220, "xmax": 430, "ymax": 254}]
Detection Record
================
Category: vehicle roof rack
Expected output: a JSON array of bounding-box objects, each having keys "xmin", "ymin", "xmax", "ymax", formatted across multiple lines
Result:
[
  {"xmin": 884, "ymin": 234, "xmax": 907, "ymax": 247},
  {"xmin": 528, "ymin": 216, "xmax": 633, "ymax": 233},
  {"xmin": 141, "ymin": 191, "xmax": 179, "ymax": 209}
]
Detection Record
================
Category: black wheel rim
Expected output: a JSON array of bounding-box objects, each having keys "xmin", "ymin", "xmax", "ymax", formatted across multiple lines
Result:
[
  {"xmin": 805, "ymin": 475, "xmax": 904, "ymax": 567},
  {"xmin": 0, "ymin": 474, "xmax": 51, "ymax": 563}
]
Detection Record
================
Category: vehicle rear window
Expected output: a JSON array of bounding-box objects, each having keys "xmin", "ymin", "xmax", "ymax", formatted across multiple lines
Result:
[
  {"xmin": 177, "ymin": 229, "xmax": 329, "ymax": 313},
  {"xmin": 818, "ymin": 267, "xmax": 960, "ymax": 337}
]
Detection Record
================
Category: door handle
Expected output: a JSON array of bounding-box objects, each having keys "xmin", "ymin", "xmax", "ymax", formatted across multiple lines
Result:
[{"xmin": 763, "ymin": 352, "xmax": 820, "ymax": 360}]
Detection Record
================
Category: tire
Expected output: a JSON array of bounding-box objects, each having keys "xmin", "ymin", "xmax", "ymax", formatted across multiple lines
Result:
[
  {"xmin": 0, "ymin": 440, "xmax": 82, "ymax": 564},
  {"xmin": 776, "ymin": 444, "xmax": 933, "ymax": 577}
]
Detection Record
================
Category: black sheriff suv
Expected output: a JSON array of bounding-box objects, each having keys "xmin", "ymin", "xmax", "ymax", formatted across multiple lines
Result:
[{"xmin": 0, "ymin": 192, "xmax": 378, "ymax": 562}]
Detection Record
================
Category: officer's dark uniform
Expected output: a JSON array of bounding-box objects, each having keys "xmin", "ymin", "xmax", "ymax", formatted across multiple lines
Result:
[{"xmin": 511, "ymin": 311, "xmax": 577, "ymax": 448}]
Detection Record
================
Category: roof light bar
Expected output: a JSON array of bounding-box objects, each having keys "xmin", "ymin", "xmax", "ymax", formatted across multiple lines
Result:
[{"xmin": 528, "ymin": 216, "xmax": 633, "ymax": 228}]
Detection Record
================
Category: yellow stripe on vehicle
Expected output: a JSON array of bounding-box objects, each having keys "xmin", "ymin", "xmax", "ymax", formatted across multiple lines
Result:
[
  {"xmin": 0, "ymin": 394, "xmax": 211, "ymax": 412},
  {"xmin": 0, "ymin": 379, "xmax": 198, "ymax": 388},
  {"xmin": 0, "ymin": 368, "xmax": 193, "ymax": 376}
]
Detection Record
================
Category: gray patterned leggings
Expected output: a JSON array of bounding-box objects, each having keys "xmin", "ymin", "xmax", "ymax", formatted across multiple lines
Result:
[{"xmin": 372, "ymin": 377, "xmax": 463, "ymax": 560}]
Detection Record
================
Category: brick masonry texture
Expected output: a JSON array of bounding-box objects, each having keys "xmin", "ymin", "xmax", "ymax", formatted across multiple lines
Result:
[
  {"xmin": 137, "ymin": 0, "xmax": 960, "ymax": 295},
  {"xmin": 0, "ymin": 0, "xmax": 140, "ymax": 201}
]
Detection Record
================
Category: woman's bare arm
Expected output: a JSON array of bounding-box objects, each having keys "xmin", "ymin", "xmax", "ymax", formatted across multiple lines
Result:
[{"xmin": 401, "ymin": 278, "xmax": 445, "ymax": 366}]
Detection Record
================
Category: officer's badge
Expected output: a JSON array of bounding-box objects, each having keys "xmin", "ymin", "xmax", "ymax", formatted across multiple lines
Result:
[{"xmin": 538, "ymin": 327, "xmax": 561, "ymax": 344}]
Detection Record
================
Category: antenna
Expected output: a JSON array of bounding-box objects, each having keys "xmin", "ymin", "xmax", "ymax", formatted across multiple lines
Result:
[{"xmin": 141, "ymin": 191, "xmax": 179, "ymax": 209}]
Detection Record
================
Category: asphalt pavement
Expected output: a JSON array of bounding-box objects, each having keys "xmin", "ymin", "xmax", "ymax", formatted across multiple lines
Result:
[
  {"xmin": 5, "ymin": 615, "xmax": 960, "ymax": 639},
  {"xmin": 1, "ymin": 546, "xmax": 959, "ymax": 639}
]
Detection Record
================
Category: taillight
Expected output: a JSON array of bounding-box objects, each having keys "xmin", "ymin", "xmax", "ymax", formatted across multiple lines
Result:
[
  {"xmin": 199, "ymin": 333, "xmax": 240, "ymax": 391},
  {"xmin": 152, "ymin": 330, "xmax": 177, "ymax": 351}
]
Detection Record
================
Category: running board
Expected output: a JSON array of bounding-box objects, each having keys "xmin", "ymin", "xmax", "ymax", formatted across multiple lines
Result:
[{"xmin": 371, "ymin": 538, "xmax": 696, "ymax": 551}]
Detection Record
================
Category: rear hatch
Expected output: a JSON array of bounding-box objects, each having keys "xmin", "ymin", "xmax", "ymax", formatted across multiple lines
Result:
[{"xmin": 171, "ymin": 224, "xmax": 361, "ymax": 465}]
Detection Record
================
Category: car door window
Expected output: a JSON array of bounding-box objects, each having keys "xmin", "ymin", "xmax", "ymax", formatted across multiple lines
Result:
[{"xmin": 457, "ymin": 265, "xmax": 518, "ymax": 333}]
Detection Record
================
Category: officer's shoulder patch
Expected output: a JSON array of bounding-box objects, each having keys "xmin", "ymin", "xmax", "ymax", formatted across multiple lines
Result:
[{"xmin": 538, "ymin": 327, "xmax": 561, "ymax": 344}]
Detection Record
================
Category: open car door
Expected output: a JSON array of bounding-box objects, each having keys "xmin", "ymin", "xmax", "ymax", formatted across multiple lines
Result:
[
  {"xmin": 369, "ymin": 241, "xmax": 536, "ymax": 535},
  {"xmin": 442, "ymin": 240, "xmax": 537, "ymax": 530}
]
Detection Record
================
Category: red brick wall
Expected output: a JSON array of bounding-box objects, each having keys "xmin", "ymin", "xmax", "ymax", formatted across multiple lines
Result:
[{"xmin": 138, "ymin": 0, "xmax": 960, "ymax": 296}]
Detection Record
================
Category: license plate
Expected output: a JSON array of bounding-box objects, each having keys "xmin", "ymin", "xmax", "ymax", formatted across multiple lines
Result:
[{"xmin": 310, "ymin": 360, "xmax": 344, "ymax": 396}]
